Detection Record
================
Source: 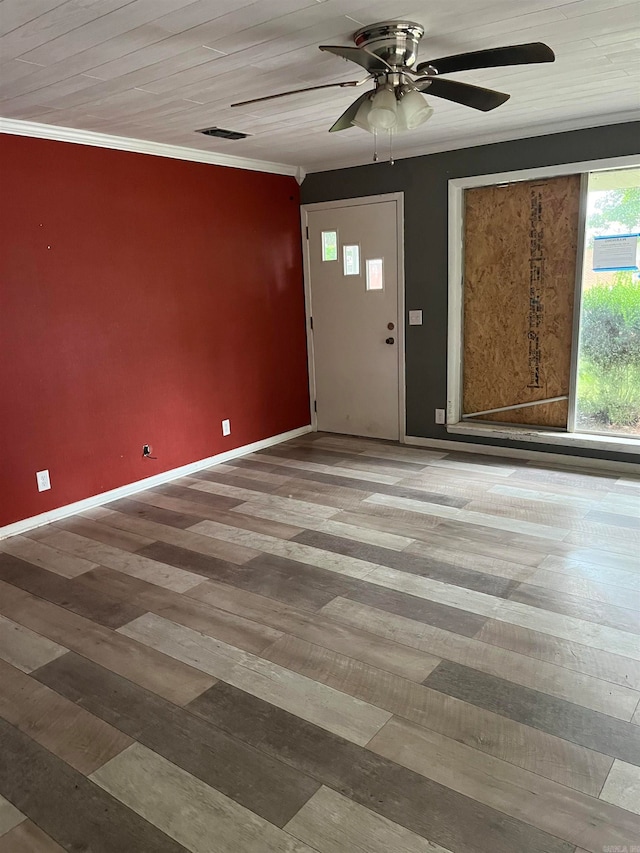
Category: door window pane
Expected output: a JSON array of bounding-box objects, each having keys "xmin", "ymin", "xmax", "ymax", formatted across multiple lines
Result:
[
  {"xmin": 321, "ymin": 231, "xmax": 338, "ymax": 262},
  {"xmin": 366, "ymin": 258, "xmax": 384, "ymax": 291},
  {"xmin": 575, "ymin": 168, "xmax": 640, "ymax": 437},
  {"xmin": 343, "ymin": 244, "xmax": 360, "ymax": 276}
]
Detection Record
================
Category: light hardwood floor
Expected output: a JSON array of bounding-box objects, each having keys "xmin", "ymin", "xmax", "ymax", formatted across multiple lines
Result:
[{"xmin": 0, "ymin": 432, "xmax": 639, "ymax": 853}]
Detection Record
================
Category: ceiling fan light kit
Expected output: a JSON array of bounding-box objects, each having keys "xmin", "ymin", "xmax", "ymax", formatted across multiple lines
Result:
[
  {"xmin": 230, "ymin": 20, "xmax": 555, "ymax": 164},
  {"xmin": 355, "ymin": 86, "xmax": 434, "ymax": 134}
]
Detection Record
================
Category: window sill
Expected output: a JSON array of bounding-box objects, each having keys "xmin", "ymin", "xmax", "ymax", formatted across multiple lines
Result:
[{"xmin": 447, "ymin": 422, "xmax": 640, "ymax": 456}]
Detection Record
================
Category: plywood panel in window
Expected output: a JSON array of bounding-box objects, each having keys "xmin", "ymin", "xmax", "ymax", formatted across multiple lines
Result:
[{"xmin": 462, "ymin": 175, "xmax": 581, "ymax": 428}]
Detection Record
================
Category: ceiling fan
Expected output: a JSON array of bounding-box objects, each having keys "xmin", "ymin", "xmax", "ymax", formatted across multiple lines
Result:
[{"xmin": 231, "ymin": 21, "xmax": 555, "ymax": 143}]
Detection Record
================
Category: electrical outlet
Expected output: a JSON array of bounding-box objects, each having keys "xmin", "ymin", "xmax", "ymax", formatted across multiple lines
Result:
[
  {"xmin": 222, "ymin": 419, "xmax": 231, "ymax": 436},
  {"xmin": 36, "ymin": 469, "xmax": 51, "ymax": 491},
  {"xmin": 408, "ymin": 309, "xmax": 423, "ymax": 325},
  {"xmin": 435, "ymin": 408, "xmax": 446, "ymax": 425}
]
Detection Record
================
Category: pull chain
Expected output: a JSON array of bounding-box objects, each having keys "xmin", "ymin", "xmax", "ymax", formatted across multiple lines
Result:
[
  {"xmin": 389, "ymin": 129, "xmax": 394, "ymax": 165},
  {"xmin": 372, "ymin": 128, "xmax": 379, "ymax": 162}
]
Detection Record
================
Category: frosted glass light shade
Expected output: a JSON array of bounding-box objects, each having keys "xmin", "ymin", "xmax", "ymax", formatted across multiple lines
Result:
[
  {"xmin": 352, "ymin": 97, "xmax": 373, "ymax": 131},
  {"xmin": 398, "ymin": 89, "xmax": 434, "ymax": 129},
  {"xmin": 350, "ymin": 88, "xmax": 434, "ymax": 134},
  {"xmin": 368, "ymin": 88, "xmax": 397, "ymax": 130}
]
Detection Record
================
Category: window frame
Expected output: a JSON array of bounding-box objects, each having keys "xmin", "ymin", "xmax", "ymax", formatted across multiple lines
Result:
[{"xmin": 447, "ymin": 154, "xmax": 640, "ymax": 456}]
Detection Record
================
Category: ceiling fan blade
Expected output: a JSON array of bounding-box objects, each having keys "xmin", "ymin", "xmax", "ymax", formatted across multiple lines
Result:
[
  {"xmin": 319, "ymin": 45, "xmax": 389, "ymax": 73},
  {"xmin": 231, "ymin": 80, "xmax": 360, "ymax": 108},
  {"xmin": 416, "ymin": 42, "xmax": 554, "ymax": 75},
  {"xmin": 417, "ymin": 77, "xmax": 509, "ymax": 111},
  {"xmin": 329, "ymin": 91, "xmax": 371, "ymax": 132}
]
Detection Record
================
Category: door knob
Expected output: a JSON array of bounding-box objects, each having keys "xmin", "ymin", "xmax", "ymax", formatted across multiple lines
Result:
[{"xmin": 385, "ymin": 337, "xmax": 395, "ymax": 345}]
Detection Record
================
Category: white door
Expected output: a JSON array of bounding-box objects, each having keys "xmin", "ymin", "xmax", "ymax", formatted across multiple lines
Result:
[{"xmin": 304, "ymin": 196, "xmax": 402, "ymax": 440}]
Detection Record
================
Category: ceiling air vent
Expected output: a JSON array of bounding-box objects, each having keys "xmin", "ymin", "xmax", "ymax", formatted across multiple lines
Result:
[{"xmin": 197, "ymin": 126, "xmax": 250, "ymax": 140}]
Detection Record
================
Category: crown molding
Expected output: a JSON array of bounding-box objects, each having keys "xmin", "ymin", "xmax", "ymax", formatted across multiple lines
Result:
[
  {"xmin": 305, "ymin": 110, "xmax": 640, "ymax": 173},
  {"xmin": 0, "ymin": 117, "xmax": 305, "ymax": 182}
]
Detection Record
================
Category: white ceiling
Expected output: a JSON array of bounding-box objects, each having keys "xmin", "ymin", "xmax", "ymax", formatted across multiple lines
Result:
[{"xmin": 1, "ymin": 0, "xmax": 638, "ymax": 173}]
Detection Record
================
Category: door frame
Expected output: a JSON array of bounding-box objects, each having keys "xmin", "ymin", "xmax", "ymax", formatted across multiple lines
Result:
[{"xmin": 300, "ymin": 192, "xmax": 406, "ymax": 442}]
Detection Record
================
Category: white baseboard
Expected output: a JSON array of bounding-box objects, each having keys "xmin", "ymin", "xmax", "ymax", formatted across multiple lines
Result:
[
  {"xmin": 0, "ymin": 425, "xmax": 312, "ymax": 541},
  {"xmin": 404, "ymin": 435, "xmax": 640, "ymax": 475}
]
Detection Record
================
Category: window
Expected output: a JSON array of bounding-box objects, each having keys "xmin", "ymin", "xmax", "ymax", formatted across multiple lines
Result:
[
  {"xmin": 366, "ymin": 258, "xmax": 384, "ymax": 291},
  {"xmin": 575, "ymin": 169, "xmax": 640, "ymax": 437},
  {"xmin": 321, "ymin": 230, "xmax": 338, "ymax": 262},
  {"xmin": 447, "ymin": 162, "xmax": 640, "ymax": 448},
  {"xmin": 343, "ymin": 244, "xmax": 360, "ymax": 276}
]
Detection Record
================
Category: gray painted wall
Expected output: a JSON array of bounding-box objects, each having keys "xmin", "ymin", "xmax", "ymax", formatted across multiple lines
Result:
[{"xmin": 301, "ymin": 122, "xmax": 640, "ymax": 464}]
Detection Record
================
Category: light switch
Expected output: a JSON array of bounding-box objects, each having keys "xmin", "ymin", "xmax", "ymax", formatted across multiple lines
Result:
[{"xmin": 409, "ymin": 310, "xmax": 423, "ymax": 325}]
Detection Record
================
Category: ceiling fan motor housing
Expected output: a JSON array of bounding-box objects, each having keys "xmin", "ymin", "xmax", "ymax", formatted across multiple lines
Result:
[{"xmin": 353, "ymin": 21, "xmax": 425, "ymax": 70}]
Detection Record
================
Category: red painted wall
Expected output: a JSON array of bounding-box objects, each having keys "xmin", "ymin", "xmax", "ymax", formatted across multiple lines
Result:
[{"xmin": 0, "ymin": 134, "xmax": 310, "ymax": 527}]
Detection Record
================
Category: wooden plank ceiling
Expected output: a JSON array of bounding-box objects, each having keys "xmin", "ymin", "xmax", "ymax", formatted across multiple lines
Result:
[{"xmin": 0, "ymin": 0, "xmax": 638, "ymax": 172}]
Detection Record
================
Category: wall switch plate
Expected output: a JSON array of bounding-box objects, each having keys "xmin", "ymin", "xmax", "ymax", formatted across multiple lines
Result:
[
  {"xmin": 435, "ymin": 408, "xmax": 446, "ymax": 425},
  {"xmin": 409, "ymin": 310, "xmax": 423, "ymax": 325},
  {"xmin": 222, "ymin": 419, "xmax": 231, "ymax": 436},
  {"xmin": 36, "ymin": 469, "xmax": 51, "ymax": 491}
]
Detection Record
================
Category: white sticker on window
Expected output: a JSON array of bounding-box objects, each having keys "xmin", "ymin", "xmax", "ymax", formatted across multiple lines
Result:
[
  {"xmin": 321, "ymin": 230, "xmax": 338, "ymax": 262},
  {"xmin": 343, "ymin": 244, "xmax": 360, "ymax": 276},
  {"xmin": 366, "ymin": 258, "xmax": 384, "ymax": 291}
]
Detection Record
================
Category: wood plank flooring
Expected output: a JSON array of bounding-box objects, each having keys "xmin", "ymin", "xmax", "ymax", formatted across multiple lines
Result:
[{"xmin": 0, "ymin": 433, "xmax": 639, "ymax": 853}]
